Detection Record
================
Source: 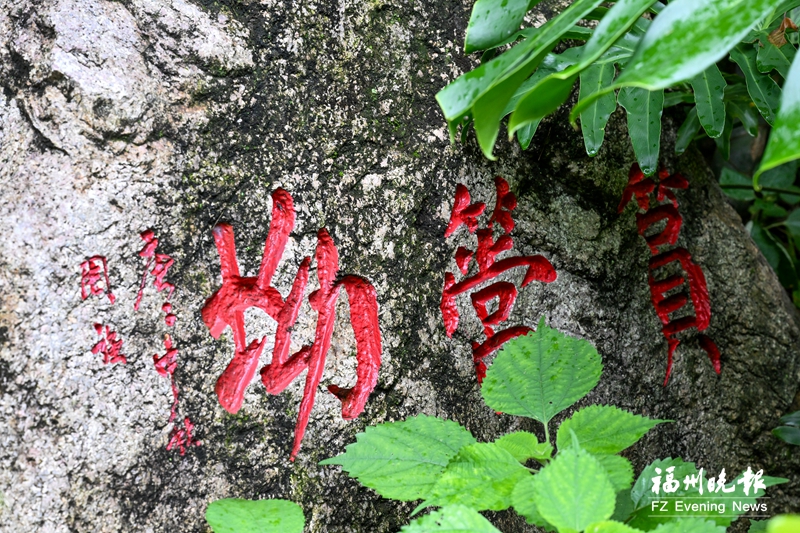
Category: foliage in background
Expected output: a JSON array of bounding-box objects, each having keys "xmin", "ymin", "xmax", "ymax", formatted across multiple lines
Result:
[
  {"xmin": 773, "ymin": 410, "xmax": 800, "ymax": 446},
  {"xmin": 321, "ymin": 319, "xmax": 783, "ymax": 533},
  {"xmin": 437, "ymin": 0, "xmax": 800, "ymax": 305}
]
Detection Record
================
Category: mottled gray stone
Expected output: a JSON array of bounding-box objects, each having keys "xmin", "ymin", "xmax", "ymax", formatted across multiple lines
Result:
[{"xmin": 1, "ymin": 0, "xmax": 798, "ymax": 532}]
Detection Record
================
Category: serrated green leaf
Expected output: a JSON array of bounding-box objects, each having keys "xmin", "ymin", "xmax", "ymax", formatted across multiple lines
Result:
[
  {"xmin": 532, "ymin": 447, "xmax": 616, "ymax": 532},
  {"xmin": 205, "ymin": 499, "xmax": 304, "ymax": 533},
  {"xmin": 511, "ymin": 476, "xmax": 557, "ymax": 531},
  {"xmin": 755, "ymin": 43, "xmax": 800, "ymax": 186},
  {"xmin": 570, "ymin": 0, "xmax": 777, "ymax": 122},
  {"xmin": 773, "ymin": 426, "xmax": 800, "ymax": 445},
  {"xmin": 719, "ymin": 167, "xmax": 756, "ymax": 201},
  {"xmin": 726, "ymin": 100, "xmax": 759, "ymax": 137},
  {"xmin": 675, "ymin": 107, "xmax": 701, "ymax": 155},
  {"xmin": 585, "ymin": 521, "xmax": 644, "ymax": 533},
  {"xmin": 557, "ymin": 405, "xmax": 667, "ymax": 455},
  {"xmin": 767, "ymin": 515, "xmax": 800, "ymax": 533},
  {"xmin": 757, "ymin": 41, "xmax": 797, "ymax": 78},
  {"xmin": 482, "ymin": 318, "xmax": 602, "ymax": 428},
  {"xmin": 320, "ymin": 415, "xmax": 477, "ymax": 501},
  {"xmin": 751, "ymin": 222, "xmax": 798, "ymax": 289},
  {"xmin": 731, "ymin": 45, "xmax": 781, "ymax": 126},
  {"xmin": 691, "ymin": 65, "xmax": 727, "ymax": 138},
  {"xmin": 650, "ymin": 519, "xmax": 726, "ymax": 533},
  {"xmin": 749, "ymin": 519, "xmax": 769, "ymax": 532},
  {"xmin": 611, "ymin": 489, "xmax": 635, "ymax": 522},
  {"xmin": 494, "ymin": 431, "xmax": 553, "ymax": 463},
  {"xmin": 579, "ymin": 62, "xmax": 618, "ymax": 156},
  {"xmin": 471, "ymin": 0, "xmax": 607, "ymax": 158},
  {"xmin": 465, "ymin": 0, "xmax": 543, "ymax": 53},
  {"xmin": 594, "ymin": 454, "xmax": 635, "ymax": 492},
  {"xmin": 507, "ymin": 0, "xmax": 651, "ymax": 138},
  {"xmin": 401, "ymin": 505, "xmax": 502, "ymax": 533},
  {"xmin": 629, "ymin": 458, "xmax": 785, "ymax": 529},
  {"xmin": 419, "ymin": 443, "xmax": 530, "ymax": 512},
  {"xmin": 618, "ymin": 87, "xmax": 664, "ymax": 176}
]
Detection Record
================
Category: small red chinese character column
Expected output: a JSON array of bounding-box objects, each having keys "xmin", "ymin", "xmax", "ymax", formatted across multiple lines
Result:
[
  {"xmin": 80, "ymin": 255, "xmax": 116, "ymax": 304},
  {"xmin": 202, "ymin": 189, "xmax": 382, "ymax": 460},
  {"xmin": 441, "ymin": 177, "xmax": 557, "ymax": 382},
  {"xmin": 618, "ymin": 163, "xmax": 721, "ymax": 384}
]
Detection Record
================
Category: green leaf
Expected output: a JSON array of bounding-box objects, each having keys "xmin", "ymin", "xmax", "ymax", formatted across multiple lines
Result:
[
  {"xmin": 320, "ymin": 415, "xmax": 477, "ymax": 501},
  {"xmin": 494, "ymin": 431, "xmax": 553, "ymax": 463},
  {"xmin": 532, "ymin": 447, "xmax": 616, "ymax": 532},
  {"xmin": 730, "ymin": 45, "xmax": 781, "ymax": 125},
  {"xmin": 570, "ymin": 0, "xmax": 778, "ymax": 122},
  {"xmin": 507, "ymin": 0, "xmax": 652, "ymax": 138},
  {"xmin": 468, "ymin": 0, "xmax": 602, "ymax": 160},
  {"xmin": 400, "ymin": 505, "xmax": 502, "ymax": 533},
  {"xmin": 584, "ymin": 521, "xmax": 644, "ymax": 533},
  {"xmin": 691, "ymin": 65, "xmax": 727, "ymax": 138},
  {"xmin": 419, "ymin": 443, "xmax": 530, "ymax": 512},
  {"xmin": 205, "ymin": 499, "xmax": 304, "ymax": 533},
  {"xmin": 511, "ymin": 476, "xmax": 556, "ymax": 530},
  {"xmin": 629, "ymin": 458, "xmax": 785, "ymax": 529},
  {"xmin": 675, "ymin": 107, "xmax": 701, "ymax": 155},
  {"xmin": 751, "ymin": 199, "xmax": 788, "ymax": 219},
  {"xmin": 751, "ymin": 221, "xmax": 798, "ymax": 289},
  {"xmin": 767, "ymin": 515, "xmax": 800, "ymax": 533},
  {"xmin": 726, "ymin": 100, "xmax": 759, "ymax": 137},
  {"xmin": 465, "ymin": 0, "xmax": 543, "ymax": 53},
  {"xmin": 773, "ymin": 425, "xmax": 800, "ymax": 445},
  {"xmin": 481, "ymin": 318, "xmax": 602, "ymax": 429},
  {"xmin": 618, "ymin": 87, "xmax": 664, "ymax": 176},
  {"xmin": 714, "ymin": 112, "xmax": 734, "ymax": 160},
  {"xmin": 779, "ymin": 410, "xmax": 800, "ymax": 426},
  {"xmin": 757, "ymin": 41, "xmax": 797, "ymax": 78},
  {"xmin": 618, "ymin": 0, "xmax": 776, "ymax": 89},
  {"xmin": 594, "ymin": 454, "xmax": 635, "ymax": 493},
  {"xmin": 579, "ymin": 63, "xmax": 618, "ymax": 156},
  {"xmin": 557, "ymin": 405, "xmax": 667, "ymax": 455},
  {"xmin": 650, "ymin": 519, "xmax": 726, "ymax": 533},
  {"xmin": 755, "ymin": 44, "xmax": 800, "ymax": 185},
  {"xmin": 517, "ymin": 120, "xmax": 540, "ymax": 149},
  {"xmin": 749, "ymin": 519, "xmax": 769, "ymax": 533},
  {"xmin": 664, "ymin": 91, "xmax": 694, "ymax": 108},
  {"xmin": 719, "ymin": 167, "xmax": 756, "ymax": 200},
  {"xmin": 611, "ymin": 489, "xmax": 635, "ymax": 522}
]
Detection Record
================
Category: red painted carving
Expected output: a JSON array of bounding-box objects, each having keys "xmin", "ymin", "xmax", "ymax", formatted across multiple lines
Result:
[
  {"xmin": 92, "ymin": 323, "xmax": 126, "ymax": 364},
  {"xmin": 167, "ymin": 417, "xmax": 199, "ymax": 456},
  {"xmin": 134, "ymin": 230, "xmax": 176, "ymax": 326},
  {"xmin": 202, "ymin": 188, "xmax": 382, "ymax": 460},
  {"xmin": 153, "ymin": 334, "xmax": 200, "ymax": 455},
  {"xmin": 619, "ymin": 163, "xmax": 721, "ymax": 384},
  {"xmin": 80, "ymin": 256, "xmax": 116, "ymax": 304},
  {"xmin": 441, "ymin": 177, "xmax": 557, "ymax": 382}
]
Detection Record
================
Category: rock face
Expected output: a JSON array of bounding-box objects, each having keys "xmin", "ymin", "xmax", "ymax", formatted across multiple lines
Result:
[{"xmin": 1, "ymin": 0, "xmax": 798, "ymax": 532}]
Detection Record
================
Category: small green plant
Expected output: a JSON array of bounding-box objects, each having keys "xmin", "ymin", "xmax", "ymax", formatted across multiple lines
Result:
[
  {"xmin": 322, "ymin": 319, "xmax": 784, "ymax": 532},
  {"xmin": 205, "ymin": 498, "xmax": 304, "ymax": 533},
  {"xmin": 773, "ymin": 410, "xmax": 800, "ymax": 445}
]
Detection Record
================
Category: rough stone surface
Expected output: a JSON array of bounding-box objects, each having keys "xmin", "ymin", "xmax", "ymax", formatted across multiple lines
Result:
[{"xmin": 1, "ymin": 0, "xmax": 799, "ymax": 532}]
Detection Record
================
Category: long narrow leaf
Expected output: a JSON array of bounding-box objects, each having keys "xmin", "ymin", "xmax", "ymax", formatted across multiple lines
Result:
[
  {"xmin": 755, "ymin": 50, "xmax": 800, "ymax": 186},
  {"xmin": 570, "ymin": 0, "xmax": 777, "ymax": 123},
  {"xmin": 674, "ymin": 107, "xmax": 701, "ymax": 154},
  {"xmin": 618, "ymin": 87, "xmax": 664, "ymax": 175},
  {"xmin": 471, "ymin": 0, "xmax": 607, "ymax": 158},
  {"xmin": 579, "ymin": 63, "xmax": 618, "ymax": 156},
  {"xmin": 465, "ymin": 0, "xmax": 544, "ymax": 53},
  {"xmin": 691, "ymin": 65, "xmax": 727, "ymax": 138},
  {"xmin": 730, "ymin": 45, "xmax": 781, "ymax": 125},
  {"xmin": 507, "ymin": 0, "xmax": 652, "ymax": 138}
]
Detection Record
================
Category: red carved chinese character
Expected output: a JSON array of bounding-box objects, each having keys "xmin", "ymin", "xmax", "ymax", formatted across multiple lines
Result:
[
  {"xmin": 167, "ymin": 417, "xmax": 200, "ymax": 456},
  {"xmin": 91, "ymin": 323, "xmax": 126, "ymax": 364},
  {"xmin": 619, "ymin": 163, "xmax": 721, "ymax": 384},
  {"xmin": 80, "ymin": 256, "xmax": 116, "ymax": 304},
  {"xmin": 202, "ymin": 189, "xmax": 382, "ymax": 460},
  {"xmin": 442, "ymin": 177, "xmax": 557, "ymax": 382},
  {"xmin": 134, "ymin": 230, "xmax": 177, "ymax": 326}
]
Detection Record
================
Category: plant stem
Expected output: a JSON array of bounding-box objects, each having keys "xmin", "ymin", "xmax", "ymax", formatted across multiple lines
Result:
[{"xmin": 721, "ymin": 184, "xmax": 799, "ymax": 196}]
